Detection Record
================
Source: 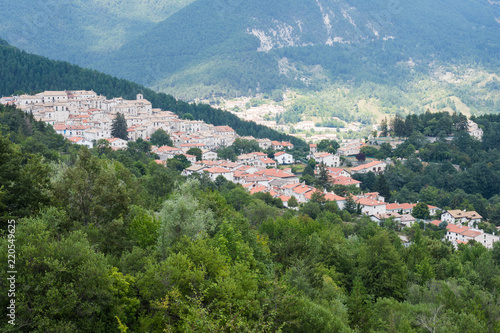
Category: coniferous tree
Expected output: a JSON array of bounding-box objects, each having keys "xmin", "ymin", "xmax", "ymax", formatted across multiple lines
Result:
[
  {"xmin": 374, "ymin": 174, "xmax": 391, "ymax": 201},
  {"xmin": 348, "ymin": 276, "xmax": 373, "ymax": 332},
  {"xmin": 316, "ymin": 162, "xmax": 330, "ymax": 190},
  {"xmin": 344, "ymin": 194, "xmax": 357, "ymax": 214},
  {"xmin": 380, "ymin": 118, "xmax": 388, "ymax": 137},
  {"xmin": 111, "ymin": 113, "xmax": 128, "ymax": 140},
  {"xmin": 392, "ymin": 114, "xmax": 406, "ymax": 137}
]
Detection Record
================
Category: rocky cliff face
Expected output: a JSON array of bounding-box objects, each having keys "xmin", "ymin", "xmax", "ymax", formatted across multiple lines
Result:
[{"xmin": 245, "ymin": 0, "xmax": 397, "ymax": 52}]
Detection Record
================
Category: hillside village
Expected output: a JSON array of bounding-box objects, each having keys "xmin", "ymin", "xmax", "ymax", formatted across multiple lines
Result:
[{"xmin": 2, "ymin": 90, "xmax": 497, "ymax": 249}]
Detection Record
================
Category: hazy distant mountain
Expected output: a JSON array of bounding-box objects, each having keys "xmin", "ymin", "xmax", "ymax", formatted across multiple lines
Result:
[
  {"xmin": 1, "ymin": 0, "xmax": 499, "ymax": 100},
  {"xmin": 0, "ymin": 0, "xmax": 195, "ymax": 61}
]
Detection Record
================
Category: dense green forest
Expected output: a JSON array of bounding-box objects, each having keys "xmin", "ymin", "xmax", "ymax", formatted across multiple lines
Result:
[
  {"xmin": 2, "ymin": 101, "xmax": 500, "ymax": 332},
  {"xmin": 0, "ymin": 39, "xmax": 305, "ymax": 147}
]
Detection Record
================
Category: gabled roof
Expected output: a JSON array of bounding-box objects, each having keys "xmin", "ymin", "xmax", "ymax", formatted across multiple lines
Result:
[
  {"xmin": 184, "ymin": 165, "xmax": 206, "ymax": 172},
  {"xmin": 446, "ymin": 210, "xmax": 483, "ymax": 220},
  {"xmin": 235, "ymin": 165, "xmax": 254, "ymax": 171},
  {"xmin": 204, "ymin": 167, "xmax": 232, "ymax": 174},
  {"xmin": 351, "ymin": 160, "xmax": 385, "ymax": 172},
  {"xmin": 293, "ymin": 185, "xmax": 313, "ymax": 194},
  {"xmin": 250, "ymin": 185, "xmax": 268, "ymax": 194},
  {"xmin": 327, "ymin": 167, "xmax": 349, "ymax": 175},
  {"xmin": 313, "ymin": 152, "xmax": 333, "ymax": 158},
  {"xmin": 68, "ymin": 137, "xmax": 84, "ymax": 143},
  {"xmin": 461, "ymin": 230, "xmax": 483, "ymax": 238},
  {"xmin": 214, "ymin": 125, "xmax": 235, "ymax": 132},
  {"xmin": 303, "ymin": 189, "xmax": 323, "ymax": 200},
  {"xmin": 400, "ymin": 215, "xmax": 416, "ymax": 222},
  {"xmin": 259, "ymin": 158, "xmax": 277, "ymax": 164},
  {"xmin": 233, "ymin": 171, "xmax": 249, "ymax": 178},
  {"xmin": 220, "ymin": 162, "xmax": 241, "ymax": 169},
  {"xmin": 386, "ymin": 203, "xmax": 416, "ymax": 211},
  {"xmin": 242, "ymin": 175, "xmax": 272, "ymax": 182},
  {"xmin": 255, "ymin": 169, "xmax": 296, "ymax": 178},
  {"xmin": 331, "ymin": 176, "xmax": 361, "ymax": 186},
  {"xmin": 157, "ymin": 145, "xmax": 182, "ymax": 153},
  {"xmin": 282, "ymin": 183, "xmax": 301, "ymax": 189},
  {"xmin": 446, "ymin": 224, "xmax": 469, "ymax": 234},
  {"xmin": 325, "ymin": 193, "xmax": 346, "ymax": 201},
  {"xmin": 356, "ymin": 198, "xmax": 386, "ymax": 206}
]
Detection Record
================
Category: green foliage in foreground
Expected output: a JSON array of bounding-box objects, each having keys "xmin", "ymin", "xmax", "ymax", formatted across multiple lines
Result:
[{"xmin": 1, "ymin": 105, "xmax": 500, "ymax": 332}]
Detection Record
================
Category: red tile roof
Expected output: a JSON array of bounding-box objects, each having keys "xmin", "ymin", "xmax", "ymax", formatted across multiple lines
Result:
[
  {"xmin": 386, "ymin": 203, "xmax": 416, "ymax": 211},
  {"xmin": 430, "ymin": 220, "xmax": 441, "ymax": 226},
  {"xmin": 293, "ymin": 185, "xmax": 313, "ymax": 194},
  {"xmin": 282, "ymin": 183, "xmax": 301, "ymax": 189},
  {"xmin": 204, "ymin": 167, "xmax": 232, "ymax": 174},
  {"xmin": 214, "ymin": 125, "xmax": 235, "ymax": 132},
  {"xmin": 351, "ymin": 160, "xmax": 385, "ymax": 172},
  {"xmin": 356, "ymin": 198, "xmax": 386, "ymax": 206},
  {"xmin": 461, "ymin": 230, "xmax": 482, "ymax": 238},
  {"xmin": 250, "ymin": 185, "xmax": 268, "ymax": 194},
  {"xmin": 157, "ymin": 146, "xmax": 182, "ymax": 152},
  {"xmin": 446, "ymin": 224, "xmax": 469, "ymax": 234},
  {"xmin": 331, "ymin": 176, "xmax": 361, "ymax": 186},
  {"xmin": 279, "ymin": 195, "xmax": 291, "ymax": 202},
  {"xmin": 68, "ymin": 136, "xmax": 83, "ymax": 143},
  {"xmin": 255, "ymin": 169, "xmax": 295, "ymax": 178},
  {"xmin": 325, "ymin": 193, "xmax": 346, "ymax": 201}
]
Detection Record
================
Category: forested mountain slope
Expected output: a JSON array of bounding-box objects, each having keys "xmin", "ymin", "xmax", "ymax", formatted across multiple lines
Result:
[
  {"xmin": 0, "ymin": 39, "xmax": 304, "ymax": 145},
  {"xmin": 1, "ymin": 0, "xmax": 498, "ymax": 100}
]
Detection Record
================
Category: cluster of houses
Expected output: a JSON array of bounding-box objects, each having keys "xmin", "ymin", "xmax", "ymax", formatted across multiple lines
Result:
[
  {"xmin": 1, "ymin": 90, "xmax": 242, "ymax": 150},
  {"xmin": 3, "ymin": 90, "xmax": 495, "ymax": 249},
  {"xmin": 0, "ymin": 90, "xmax": 308, "ymax": 156},
  {"xmin": 431, "ymin": 210, "xmax": 498, "ymax": 249},
  {"xmin": 177, "ymin": 155, "xmax": 392, "ymax": 213},
  {"xmin": 371, "ymin": 205, "xmax": 498, "ymax": 249}
]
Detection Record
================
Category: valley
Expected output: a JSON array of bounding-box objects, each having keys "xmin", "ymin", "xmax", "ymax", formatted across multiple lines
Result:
[{"xmin": 211, "ymin": 64, "xmax": 499, "ymax": 142}]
